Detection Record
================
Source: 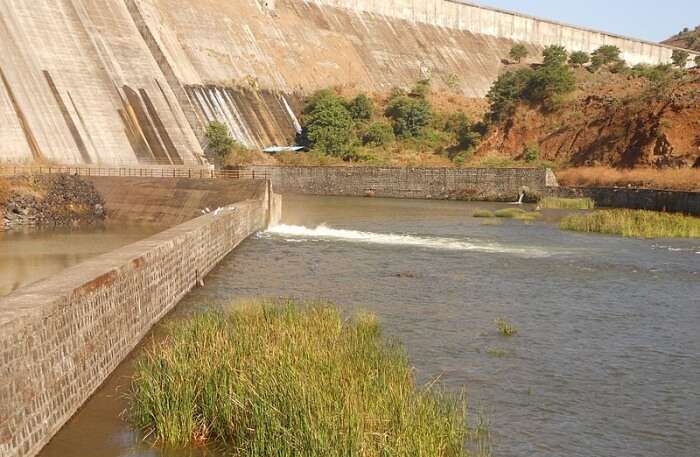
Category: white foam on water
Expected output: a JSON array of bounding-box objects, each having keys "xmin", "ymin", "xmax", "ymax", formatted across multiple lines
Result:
[{"xmin": 265, "ymin": 224, "xmax": 551, "ymax": 257}]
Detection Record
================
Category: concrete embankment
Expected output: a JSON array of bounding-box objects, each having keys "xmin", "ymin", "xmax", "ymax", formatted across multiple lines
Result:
[
  {"xmin": 550, "ymin": 186, "xmax": 700, "ymax": 216},
  {"xmin": 239, "ymin": 166, "xmax": 557, "ymax": 201},
  {"xmin": 0, "ymin": 178, "xmax": 279, "ymax": 457}
]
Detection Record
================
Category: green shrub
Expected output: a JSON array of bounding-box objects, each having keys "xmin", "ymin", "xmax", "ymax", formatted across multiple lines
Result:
[
  {"xmin": 671, "ymin": 49, "xmax": 690, "ymax": 68},
  {"xmin": 486, "ymin": 68, "xmax": 535, "ymax": 122},
  {"xmin": 542, "ymin": 45, "xmax": 568, "ymax": 66},
  {"xmin": 361, "ymin": 121, "xmax": 395, "ymax": 146},
  {"xmin": 386, "ymin": 95, "xmax": 433, "ymax": 138},
  {"xmin": 129, "ymin": 301, "xmax": 482, "ymax": 455},
  {"xmin": 409, "ymin": 78, "xmax": 432, "ymax": 99},
  {"xmin": 444, "ymin": 112, "xmax": 482, "ymax": 151},
  {"xmin": 592, "ymin": 45, "xmax": 622, "ymax": 65},
  {"xmin": 300, "ymin": 90, "xmax": 356, "ymax": 159},
  {"xmin": 569, "ymin": 51, "xmax": 590, "ymax": 67},
  {"xmin": 560, "ymin": 209, "xmax": 700, "ymax": 238},
  {"xmin": 628, "ymin": 63, "xmax": 676, "ymax": 82},
  {"xmin": 509, "ymin": 44, "xmax": 529, "ymax": 63},
  {"xmin": 205, "ymin": 121, "xmax": 236, "ymax": 159},
  {"xmin": 522, "ymin": 144, "xmax": 540, "ymax": 163},
  {"xmin": 347, "ymin": 94, "xmax": 374, "ymax": 120},
  {"xmin": 695, "ymin": 55, "xmax": 700, "ymax": 67}
]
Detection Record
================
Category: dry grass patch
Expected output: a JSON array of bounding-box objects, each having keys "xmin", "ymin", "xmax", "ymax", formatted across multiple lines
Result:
[{"xmin": 556, "ymin": 167, "xmax": 700, "ymax": 192}]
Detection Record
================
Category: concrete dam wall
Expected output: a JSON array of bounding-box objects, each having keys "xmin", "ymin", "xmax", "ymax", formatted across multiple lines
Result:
[
  {"xmin": 0, "ymin": 178, "xmax": 278, "ymax": 457},
  {"xmin": 243, "ymin": 165, "xmax": 556, "ymax": 200},
  {"xmin": 1, "ymin": 0, "xmax": 695, "ymax": 165}
]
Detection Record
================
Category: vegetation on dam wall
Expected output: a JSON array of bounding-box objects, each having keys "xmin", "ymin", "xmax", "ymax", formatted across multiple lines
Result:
[
  {"xmin": 129, "ymin": 301, "xmax": 487, "ymax": 456},
  {"xmin": 0, "ymin": 175, "xmax": 104, "ymax": 230}
]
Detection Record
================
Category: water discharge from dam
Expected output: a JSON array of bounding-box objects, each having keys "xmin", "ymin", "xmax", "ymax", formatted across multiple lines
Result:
[{"xmin": 17, "ymin": 196, "xmax": 700, "ymax": 457}]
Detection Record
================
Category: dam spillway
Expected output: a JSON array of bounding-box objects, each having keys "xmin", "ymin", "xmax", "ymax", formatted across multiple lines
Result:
[{"xmin": 1, "ymin": 0, "xmax": 697, "ymax": 166}]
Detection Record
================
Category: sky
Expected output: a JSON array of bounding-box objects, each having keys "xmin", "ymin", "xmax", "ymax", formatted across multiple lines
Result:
[{"xmin": 477, "ymin": 0, "xmax": 697, "ymax": 42}]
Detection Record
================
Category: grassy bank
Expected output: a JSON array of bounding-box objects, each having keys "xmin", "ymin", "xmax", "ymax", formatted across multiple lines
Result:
[
  {"xmin": 556, "ymin": 167, "xmax": 700, "ymax": 192},
  {"xmin": 129, "ymin": 301, "xmax": 487, "ymax": 456},
  {"xmin": 560, "ymin": 209, "xmax": 700, "ymax": 238}
]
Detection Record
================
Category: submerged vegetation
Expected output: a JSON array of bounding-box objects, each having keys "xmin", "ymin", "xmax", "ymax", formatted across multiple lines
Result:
[
  {"xmin": 494, "ymin": 208, "xmax": 542, "ymax": 221},
  {"xmin": 539, "ymin": 197, "xmax": 595, "ymax": 210},
  {"xmin": 472, "ymin": 209, "xmax": 495, "ymax": 218},
  {"xmin": 495, "ymin": 318, "xmax": 518, "ymax": 337},
  {"xmin": 561, "ymin": 209, "xmax": 700, "ymax": 238},
  {"xmin": 129, "ymin": 301, "xmax": 488, "ymax": 456}
]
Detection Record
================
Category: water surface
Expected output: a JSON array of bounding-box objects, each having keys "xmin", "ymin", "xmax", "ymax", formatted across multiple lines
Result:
[
  {"xmin": 0, "ymin": 225, "xmax": 161, "ymax": 296},
  {"xmin": 38, "ymin": 196, "xmax": 700, "ymax": 457}
]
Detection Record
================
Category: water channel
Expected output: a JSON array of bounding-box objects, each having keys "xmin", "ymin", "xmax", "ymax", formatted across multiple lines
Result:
[{"xmin": 3, "ymin": 196, "xmax": 698, "ymax": 457}]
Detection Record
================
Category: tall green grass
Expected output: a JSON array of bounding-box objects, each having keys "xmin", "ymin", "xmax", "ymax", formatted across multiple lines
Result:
[
  {"xmin": 129, "ymin": 301, "xmax": 487, "ymax": 456},
  {"xmin": 560, "ymin": 209, "xmax": 700, "ymax": 238},
  {"xmin": 539, "ymin": 197, "xmax": 595, "ymax": 210}
]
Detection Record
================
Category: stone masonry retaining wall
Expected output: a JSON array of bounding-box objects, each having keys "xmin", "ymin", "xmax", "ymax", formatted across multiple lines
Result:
[
  {"xmin": 549, "ymin": 186, "xmax": 700, "ymax": 216},
  {"xmin": 0, "ymin": 192, "xmax": 271, "ymax": 457},
  {"xmin": 242, "ymin": 166, "xmax": 555, "ymax": 201}
]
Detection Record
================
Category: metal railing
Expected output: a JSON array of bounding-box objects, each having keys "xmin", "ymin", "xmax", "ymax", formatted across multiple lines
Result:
[{"xmin": 0, "ymin": 166, "xmax": 269, "ymax": 180}]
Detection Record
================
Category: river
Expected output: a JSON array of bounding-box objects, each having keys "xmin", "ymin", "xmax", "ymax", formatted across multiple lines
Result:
[{"xmin": 19, "ymin": 195, "xmax": 700, "ymax": 457}]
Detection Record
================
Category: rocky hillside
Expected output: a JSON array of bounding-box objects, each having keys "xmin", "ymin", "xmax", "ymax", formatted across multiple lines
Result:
[
  {"xmin": 663, "ymin": 26, "xmax": 700, "ymax": 52},
  {"xmin": 1, "ymin": 175, "xmax": 105, "ymax": 230},
  {"xmin": 477, "ymin": 68, "xmax": 700, "ymax": 168}
]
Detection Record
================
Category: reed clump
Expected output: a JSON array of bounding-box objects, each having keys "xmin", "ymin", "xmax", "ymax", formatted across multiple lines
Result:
[
  {"xmin": 473, "ymin": 209, "xmax": 495, "ymax": 218},
  {"xmin": 494, "ymin": 208, "xmax": 542, "ymax": 221},
  {"xmin": 560, "ymin": 209, "xmax": 700, "ymax": 238},
  {"xmin": 539, "ymin": 197, "xmax": 595, "ymax": 210},
  {"xmin": 495, "ymin": 318, "xmax": 518, "ymax": 337},
  {"xmin": 129, "ymin": 301, "xmax": 485, "ymax": 456}
]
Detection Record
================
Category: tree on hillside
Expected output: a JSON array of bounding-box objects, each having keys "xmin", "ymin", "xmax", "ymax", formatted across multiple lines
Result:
[
  {"xmin": 569, "ymin": 51, "xmax": 590, "ymax": 67},
  {"xmin": 592, "ymin": 45, "xmax": 622, "ymax": 64},
  {"xmin": 542, "ymin": 45, "xmax": 568, "ymax": 66},
  {"xmin": 695, "ymin": 55, "xmax": 700, "ymax": 67},
  {"xmin": 205, "ymin": 122, "xmax": 236, "ymax": 160},
  {"xmin": 671, "ymin": 49, "xmax": 690, "ymax": 68},
  {"xmin": 486, "ymin": 68, "xmax": 535, "ymax": 122},
  {"xmin": 299, "ymin": 90, "xmax": 356, "ymax": 159},
  {"xmin": 509, "ymin": 44, "xmax": 529, "ymax": 63}
]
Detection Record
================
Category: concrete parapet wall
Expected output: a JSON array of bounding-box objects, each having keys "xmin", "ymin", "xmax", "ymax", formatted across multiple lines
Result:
[
  {"xmin": 549, "ymin": 186, "xmax": 700, "ymax": 216},
  {"xmin": 0, "ymin": 189, "xmax": 271, "ymax": 457},
  {"xmin": 243, "ymin": 166, "xmax": 550, "ymax": 200}
]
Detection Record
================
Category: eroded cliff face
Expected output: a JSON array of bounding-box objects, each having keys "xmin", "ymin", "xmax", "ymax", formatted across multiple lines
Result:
[
  {"xmin": 0, "ymin": 0, "xmax": 694, "ymax": 166},
  {"xmin": 478, "ymin": 69, "xmax": 700, "ymax": 168}
]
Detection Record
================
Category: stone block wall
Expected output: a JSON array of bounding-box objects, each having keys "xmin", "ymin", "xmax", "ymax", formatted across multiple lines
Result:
[
  {"xmin": 0, "ymin": 195, "xmax": 269, "ymax": 457},
  {"xmin": 243, "ymin": 166, "xmax": 551, "ymax": 201},
  {"xmin": 549, "ymin": 186, "xmax": 700, "ymax": 216}
]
